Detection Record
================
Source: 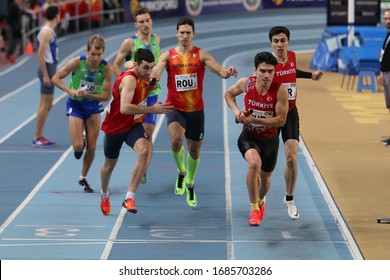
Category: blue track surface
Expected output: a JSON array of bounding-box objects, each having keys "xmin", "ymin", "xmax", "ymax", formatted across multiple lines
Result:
[{"xmin": 0, "ymin": 8, "xmax": 362, "ymax": 260}]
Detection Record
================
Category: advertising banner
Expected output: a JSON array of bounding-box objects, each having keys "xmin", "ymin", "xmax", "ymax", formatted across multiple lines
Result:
[
  {"xmin": 327, "ymin": 0, "xmax": 380, "ymax": 26},
  {"xmin": 125, "ymin": 0, "xmax": 185, "ymax": 21},
  {"xmin": 184, "ymin": 0, "xmax": 262, "ymax": 16},
  {"xmin": 262, "ymin": 0, "xmax": 326, "ymax": 9},
  {"xmin": 123, "ymin": 0, "xmax": 326, "ymax": 22}
]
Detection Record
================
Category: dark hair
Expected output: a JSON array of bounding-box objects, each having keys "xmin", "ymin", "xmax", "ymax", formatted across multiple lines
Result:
[
  {"xmin": 133, "ymin": 7, "xmax": 150, "ymax": 21},
  {"xmin": 134, "ymin": 48, "xmax": 155, "ymax": 64},
  {"xmin": 268, "ymin": 26, "xmax": 290, "ymax": 42},
  {"xmin": 45, "ymin": 5, "xmax": 59, "ymax": 20},
  {"xmin": 254, "ymin": 52, "xmax": 277, "ymax": 68},
  {"xmin": 177, "ymin": 17, "xmax": 195, "ymax": 32}
]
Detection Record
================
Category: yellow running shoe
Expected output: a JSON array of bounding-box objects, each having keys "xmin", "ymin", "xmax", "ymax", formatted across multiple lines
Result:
[
  {"xmin": 186, "ymin": 185, "xmax": 197, "ymax": 208},
  {"xmin": 174, "ymin": 173, "xmax": 186, "ymax": 196}
]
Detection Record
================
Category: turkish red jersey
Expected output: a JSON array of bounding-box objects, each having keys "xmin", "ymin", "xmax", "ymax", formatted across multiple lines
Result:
[
  {"xmin": 273, "ymin": 50, "xmax": 297, "ymax": 112},
  {"xmin": 101, "ymin": 71, "xmax": 149, "ymax": 134},
  {"xmin": 166, "ymin": 46, "xmax": 206, "ymax": 112},
  {"xmin": 242, "ymin": 76, "xmax": 281, "ymax": 141}
]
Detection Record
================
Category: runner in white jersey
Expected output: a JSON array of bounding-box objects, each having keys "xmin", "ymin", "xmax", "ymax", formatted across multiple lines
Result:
[{"xmin": 33, "ymin": 5, "xmax": 60, "ymax": 147}]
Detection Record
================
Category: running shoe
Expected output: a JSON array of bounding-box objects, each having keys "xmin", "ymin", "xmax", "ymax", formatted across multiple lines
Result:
[
  {"xmin": 283, "ymin": 197, "xmax": 299, "ymax": 220},
  {"xmin": 258, "ymin": 196, "xmax": 266, "ymax": 220},
  {"xmin": 186, "ymin": 185, "xmax": 197, "ymax": 208},
  {"xmin": 381, "ymin": 137, "xmax": 390, "ymax": 146},
  {"xmin": 79, "ymin": 178, "xmax": 94, "ymax": 193},
  {"xmin": 174, "ymin": 173, "xmax": 186, "ymax": 196},
  {"xmin": 32, "ymin": 137, "xmax": 56, "ymax": 147},
  {"xmin": 122, "ymin": 198, "xmax": 138, "ymax": 213},
  {"xmin": 248, "ymin": 209, "xmax": 261, "ymax": 226},
  {"xmin": 74, "ymin": 140, "xmax": 86, "ymax": 160},
  {"xmin": 259, "ymin": 199, "xmax": 266, "ymax": 221},
  {"xmin": 100, "ymin": 194, "xmax": 110, "ymax": 216}
]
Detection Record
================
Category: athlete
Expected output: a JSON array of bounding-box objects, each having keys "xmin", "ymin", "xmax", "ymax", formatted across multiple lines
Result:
[
  {"xmin": 225, "ymin": 51, "xmax": 289, "ymax": 226},
  {"xmin": 151, "ymin": 17, "xmax": 238, "ymax": 208},
  {"xmin": 113, "ymin": 7, "xmax": 161, "ymax": 184},
  {"xmin": 33, "ymin": 5, "xmax": 60, "ymax": 147},
  {"xmin": 52, "ymin": 34, "xmax": 113, "ymax": 193},
  {"xmin": 99, "ymin": 49, "xmax": 173, "ymax": 216},
  {"xmin": 269, "ymin": 26, "xmax": 323, "ymax": 219}
]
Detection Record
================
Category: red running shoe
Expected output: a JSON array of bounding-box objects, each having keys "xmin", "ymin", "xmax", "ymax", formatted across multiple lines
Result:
[
  {"xmin": 100, "ymin": 196, "xmax": 110, "ymax": 216},
  {"xmin": 248, "ymin": 209, "xmax": 261, "ymax": 226},
  {"xmin": 122, "ymin": 198, "xmax": 137, "ymax": 213}
]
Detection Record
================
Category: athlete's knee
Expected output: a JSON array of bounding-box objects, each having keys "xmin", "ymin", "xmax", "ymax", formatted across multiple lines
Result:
[
  {"xmin": 248, "ymin": 160, "xmax": 261, "ymax": 175},
  {"xmin": 285, "ymin": 153, "xmax": 297, "ymax": 168},
  {"xmin": 188, "ymin": 149, "xmax": 200, "ymax": 160},
  {"xmin": 101, "ymin": 161, "xmax": 115, "ymax": 174},
  {"xmin": 137, "ymin": 145, "xmax": 151, "ymax": 162},
  {"xmin": 73, "ymin": 141, "xmax": 84, "ymax": 152},
  {"xmin": 171, "ymin": 136, "xmax": 184, "ymax": 151}
]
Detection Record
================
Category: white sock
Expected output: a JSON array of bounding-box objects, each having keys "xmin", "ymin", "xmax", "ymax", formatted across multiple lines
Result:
[{"xmin": 125, "ymin": 191, "xmax": 135, "ymax": 199}]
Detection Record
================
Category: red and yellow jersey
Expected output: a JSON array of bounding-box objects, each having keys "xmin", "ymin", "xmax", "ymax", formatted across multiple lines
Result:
[
  {"xmin": 242, "ymin": 76, "xmax": 281, "ymax": 141},
  {"xmin": 166, "ymin": 46, "xmax": 206, "ymax": 112},
  {"xmin": 273, "ymin": 50, "xmax": 297, "ymax": 112},
  {"xmin": 101, "ymin": 71, "xmax": 149, "ymax": 134}
]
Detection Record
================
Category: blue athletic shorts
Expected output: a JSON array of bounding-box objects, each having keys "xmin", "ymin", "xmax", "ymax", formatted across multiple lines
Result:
[{"xmin": 66, "ymin": 98, "xmax": 104, "ymax": 120}]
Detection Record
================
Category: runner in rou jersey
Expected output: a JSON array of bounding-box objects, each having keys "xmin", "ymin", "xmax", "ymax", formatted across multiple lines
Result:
[
  {"xmin": 52, "ymin": 34, "xmax": 113, "ymax": 193},
  {"xmin": 99, "ymin": 49, "xmax": 173, "ymax": 216},
  {"xmin": 113, "ymin": 7, "xmax": 161, "ymax": 184},
  {"xmin": 225, "ymin": 51, "xmax": 289, "ymax": 226},
  {"xmin": 269, "ymin": 26, "xmax": 323, "ymax": 219},
  {"xmin": 151, "ymin": 17, "xmax": 238, "ymax": 208}
]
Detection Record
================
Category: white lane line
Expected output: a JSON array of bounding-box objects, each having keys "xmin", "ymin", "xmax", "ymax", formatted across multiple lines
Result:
[{"xmin": 0, "ymin": 145, "xmax": 73, "ymax": 235}]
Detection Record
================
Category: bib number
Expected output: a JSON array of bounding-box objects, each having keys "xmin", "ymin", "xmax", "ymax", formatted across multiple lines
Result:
[
  {"xmin": 80, "ymin": 80, "xmax": 99, "ymax": 93},
  {"xmin": 175, "ymin": 73, "xmax": 198, "ymax": 92},
  {"xmin": 282, "ymin": 82, "xmax": 297, "ymax": 100}
]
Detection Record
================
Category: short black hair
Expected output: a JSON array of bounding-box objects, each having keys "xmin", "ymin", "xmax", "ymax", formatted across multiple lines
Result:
[
  {"xmin": 269, "ymin": 26, "xmax": 290, "ymax": 42},
  {"xmin": 177, "ymin": 17, "xmax": 195, "ymax": 32},
  {"xmin": 45, "ymin": 5, "xmax": 59, "ymax": 20},
  {"xmin": 134, "ymin": 48, "xmax": 155, "ymax": 64},
  {"xmin": 254, "ymin": 51, "xmax": 277, "ymax": 68}
]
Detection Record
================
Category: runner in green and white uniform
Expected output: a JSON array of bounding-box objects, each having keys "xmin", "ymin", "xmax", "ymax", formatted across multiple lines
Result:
[{"xmin": 52, "ymin": 35, "xmax": 113, "ymax": 193}]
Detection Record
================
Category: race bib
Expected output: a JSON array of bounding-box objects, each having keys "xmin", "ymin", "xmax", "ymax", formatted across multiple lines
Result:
[
  {"xmin": 80, "ymin": 80, "xmax": 99, "ymax": 93},
  {"xmin": 175, "ymin": 73, "xmax": 198, "ymax": 92},
  {"xmin": 282, "ymin": 82, "xmax": 297, "ymax": 100},
  {"xmin": 250, "ymin": 109, "xmax": 273, "ymax": 128}
]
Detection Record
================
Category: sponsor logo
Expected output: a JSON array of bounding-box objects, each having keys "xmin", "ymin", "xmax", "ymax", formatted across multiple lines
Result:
[
  {"xmin": 243, "ymin": 0, "xmax": 261, "ymax": 11},
  {"xmin": 186, "ymin": 0, "xmax": 203, "ymax": 16},
  {"xmin": 140, "ymin": 0, "xmax": 178, "ymax": 12}
]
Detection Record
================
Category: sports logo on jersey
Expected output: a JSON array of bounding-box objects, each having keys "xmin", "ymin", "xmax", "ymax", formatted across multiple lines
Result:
[
  {"xmin": 243, "ymin": 0, "xmax": 261, "ymax": 11},
  {"xmin": 186, "ymin": 0, "xmax": 203, "ymax": 16}
]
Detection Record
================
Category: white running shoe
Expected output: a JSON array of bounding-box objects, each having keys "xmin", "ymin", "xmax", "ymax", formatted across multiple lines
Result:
[{"xmin": 283, "ymin": 197, "xmax": 299, "ymax": 220}]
